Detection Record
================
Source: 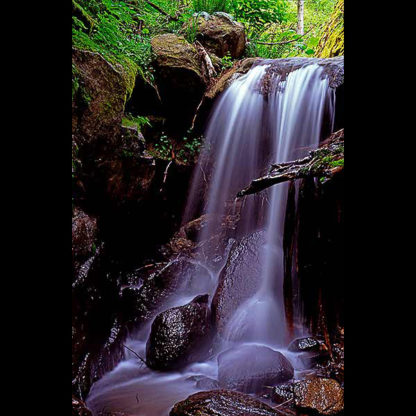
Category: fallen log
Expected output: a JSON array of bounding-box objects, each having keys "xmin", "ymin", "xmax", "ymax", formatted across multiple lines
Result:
[{"xmin": 237, "ymin": 129, "xmax": 344, "ymax": 198}]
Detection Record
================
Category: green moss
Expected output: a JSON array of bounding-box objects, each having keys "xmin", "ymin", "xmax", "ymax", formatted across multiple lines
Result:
[
  {"xmin": 315, "ymin": 0, "xmax": 344, "ymax": 58},
  {"xmin": 329, "ymin": 158, "xmax": 344, "ymax": 168}
]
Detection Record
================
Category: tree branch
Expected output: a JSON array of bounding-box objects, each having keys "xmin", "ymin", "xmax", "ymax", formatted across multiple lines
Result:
[{"xmin": 237, "ymin": 129, "xmax": 344, "ymax": 197}]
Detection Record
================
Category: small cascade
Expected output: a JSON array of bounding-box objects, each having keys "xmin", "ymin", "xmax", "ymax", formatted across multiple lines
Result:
[{"xmin": 87, "ymin": 60, "xmax": 337, "ymax": 416}]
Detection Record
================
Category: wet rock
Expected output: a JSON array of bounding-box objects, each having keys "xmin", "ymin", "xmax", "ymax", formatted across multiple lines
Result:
[
  {"xmin": 270, "ymin": 382, "xmax": 295, "ymax": 404},
  {"xmin": 261, "ymin": 57, "xmax": 344, "ymax": 90},
  {"xmin": 294, "ymin": 378, "xmax": 344, "ymax": 415},
  {"xmin": 170, "ymin": 389, "xmax": 280, "ymax": 416},
  {"xmin": 217, "ymin": 345, "xmax": 294, "ymax": 393},
  {"xmin": 151, "ymin": 34, "xmax": 207, "ymax": 134},
  {"xmin": 122, "ymin": 259, "xmax": 211, "ymax": 323},
  {"xmin": 72, "ymin": 48, "xmax": 133, "ymax": 144},
  {"xmin": 146, "ymin": 295, "xmax": 212, "ymax": 371},
  {"xmin": 212, "ymin": 230, "xmax": 265, "ymax": 335},
  {"xmin": 288, "ymin": 337, "xmax": 322, "ymax": 353},
  {"xmin": 187, "ymin": 375, "xmax": 219, "ymax": 390},
  {"xmin": 191, "ymin": 13, "xmax": 246, "ymax": 58},
  {"xmin": 72, "ymin": 207, "xmax": 98, "ymax": 278}
]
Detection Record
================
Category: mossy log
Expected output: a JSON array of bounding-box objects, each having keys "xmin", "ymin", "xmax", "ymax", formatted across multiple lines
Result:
[{"xmin": 237, "ymin": 129, "xmax": 344, "ymax": 197}]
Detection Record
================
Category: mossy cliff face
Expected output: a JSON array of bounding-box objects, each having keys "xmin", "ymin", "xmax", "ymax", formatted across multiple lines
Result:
[{"xmin": 315, "ymin": 0, "xmax": 344, "ymax": 58}]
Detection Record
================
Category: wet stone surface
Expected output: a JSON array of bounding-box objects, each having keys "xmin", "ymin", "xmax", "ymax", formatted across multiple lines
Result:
[
  {"xmin": 170, "ymin": 389, "xmax": 280, "ymax": 416},
  {"xmin": 217, "ymin": 345, "xmax": 294, "ymax": 393},
  {"xmin": 146, "ymin": 295, "xmax": 212, "ymax": 371}
]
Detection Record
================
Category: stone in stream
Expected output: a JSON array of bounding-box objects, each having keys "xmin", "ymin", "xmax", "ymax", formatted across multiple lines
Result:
[
  {"xmin": 288, "ymin": 337, "xmax": 322, "ymax": 353},
  {"xmin": 294, "ymin": 377, "xmax": 344, "ymax": 415},
  {"xmin": 217, "ymin": 345, "xmax": 294, "ymax": 393},
  {"xmin": 288, "ymin": 337, "xmax": 330, "ymax": 369},
  {"xmin": 146, "ymin": 295, "xmax": 212, "ymax": 371},
  {"xmin": 170, "ymin": 389, "xmax": 280, "ymax": 416}
]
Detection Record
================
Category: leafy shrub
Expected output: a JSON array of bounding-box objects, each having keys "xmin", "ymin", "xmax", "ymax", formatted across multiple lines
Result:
[
  {"xmin": 192, "ymin": 0, "xmax": 232, "ymax": 14},
  {"xmin": 231, "ymin": 0, "xmax": 289, "ymax": 34}
]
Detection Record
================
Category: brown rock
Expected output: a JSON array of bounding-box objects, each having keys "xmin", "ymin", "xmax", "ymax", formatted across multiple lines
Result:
[
  {"xmin": 193, "ymin": 13, "xmax": 246, "ymax": 58},
  {"xmin": 170, "ymin": 389, "xmax": 280, "ymax": 416},
  {"xmin": 294, "ymin": 377, "xmax": 344, "ymax": 415},
  {"xmin": 72, "ymin": 48, "xmax": 133, "ymax": 144}
]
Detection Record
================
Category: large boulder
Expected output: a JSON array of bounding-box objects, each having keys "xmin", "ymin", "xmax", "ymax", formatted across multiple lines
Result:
[
  {"xmin": 146, "ymin": 294, "xmax": 212, "ymax": 370},
  {"xmin": 212, "ymin": 230, "xmax": 265, "ymax": 336},
  {"xmin": 151, "ymin": 34, "xmax": 207, "ymax": 135},
  {"xmin": 294, "ymin": 378, "xmax": 344, "ymax": 415},
  {"xmin": 217, "ymin": 345, "xmax": 294, "ymax": 393},
  {"xmin": 170, "ymin": 390, "xmax": 280, "ymax": 416},
  {"xmin": 192, "ymin": 13, "xmax": 246, "ymax": 59}
]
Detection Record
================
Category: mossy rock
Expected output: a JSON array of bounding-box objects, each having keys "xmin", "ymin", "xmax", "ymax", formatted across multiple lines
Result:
[
  {"xmin": 72, "ymin": 48, "xmax": 134, "ymax": 145},
  {"xmin": 150, "ymin": 34, "xmax": 207, "ymax": 136},
  {"xmin": 151, "ymin": 34, "xmax": 203, "ymax": 79},
  {"xmin": 187, "ymin": 13, "xmax": 246, "ymax": 59},
  {"xmin": 315, "ymin": 0, "xmax": 344, "ymax": 58}
]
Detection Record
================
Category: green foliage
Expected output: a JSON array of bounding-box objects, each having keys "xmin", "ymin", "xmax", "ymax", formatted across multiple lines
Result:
[
  {"xmin": 122, "ymin": 114, "xmax": 151, "ymax": 131},
  {"xmin": 154, "ymin": 134, "xmax": 173, "ymax": 159},
  {"xmin": 192, "ymin": 0, "xmax": 232, "ymax": 14},
  {"xmin": 221, "ymin": 52, "xmax": 234, "ymax": 69},
  {"xmin": 232, "ymin": 0, "xmax": 288, "ymax": 34},
  {"xmin": 243, "ymin": 0, "xmax": 338, "ymax": 59}
]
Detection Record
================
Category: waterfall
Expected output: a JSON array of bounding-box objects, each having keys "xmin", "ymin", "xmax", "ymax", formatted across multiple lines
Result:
[
  {"xmin": 187, "ymin": 62, "xmax": 334, "ymax": 346},
  {"xmin": 86, "ymin": 61, "xmax": 336, "ymax": 416}
]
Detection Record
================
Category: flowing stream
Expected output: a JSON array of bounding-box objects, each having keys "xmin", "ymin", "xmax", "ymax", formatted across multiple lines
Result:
[{"xmin": 87, "ymin": 61, "xmax": 335, "ymax": 416}]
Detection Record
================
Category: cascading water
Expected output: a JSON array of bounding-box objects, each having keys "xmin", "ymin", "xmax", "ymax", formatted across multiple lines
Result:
[{"xmin": 86, "ymin": 61, "xmax": 335, "ymax": 416}]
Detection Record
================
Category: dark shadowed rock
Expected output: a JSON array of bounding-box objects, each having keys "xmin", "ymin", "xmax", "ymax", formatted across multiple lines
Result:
[
  {"xmin": 170, "ymin": 389, "xmax": 280, "ymax": 416},
  {"xmin": 72, "ymin": 207, "xmax": 98, "ymax": 278},
  {"xmin": 212, "ymin": 230, "xmax": 265, "ymax": 335},
  {"xmin": 146, "ymin": 295, "xmax": 212, "ymax": 371},
  {"xmin": 151, "ymin": 34, "xmax": 207, "ymax": 134},
  {"xmin": 217, "ymin": 345, "xmax": 294, "ymax": 393},
  {"xmin": 192, "ymin": 13, "xmax": 246, "ymax": 58},
  {"xmin": 294, "ymin": 378, "xmax": 344, "ymax": 415}
]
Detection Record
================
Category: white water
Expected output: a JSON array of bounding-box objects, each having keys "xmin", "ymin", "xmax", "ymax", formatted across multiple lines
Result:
[{"xmin": 87, "ymin": 62, "xmax": 335, "ymax": 416}]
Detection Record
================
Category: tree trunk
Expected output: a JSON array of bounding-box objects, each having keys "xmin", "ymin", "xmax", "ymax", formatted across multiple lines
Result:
[{"xmin": 297, "ymin": 0, "xmax": 305, "ymax": 35}]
